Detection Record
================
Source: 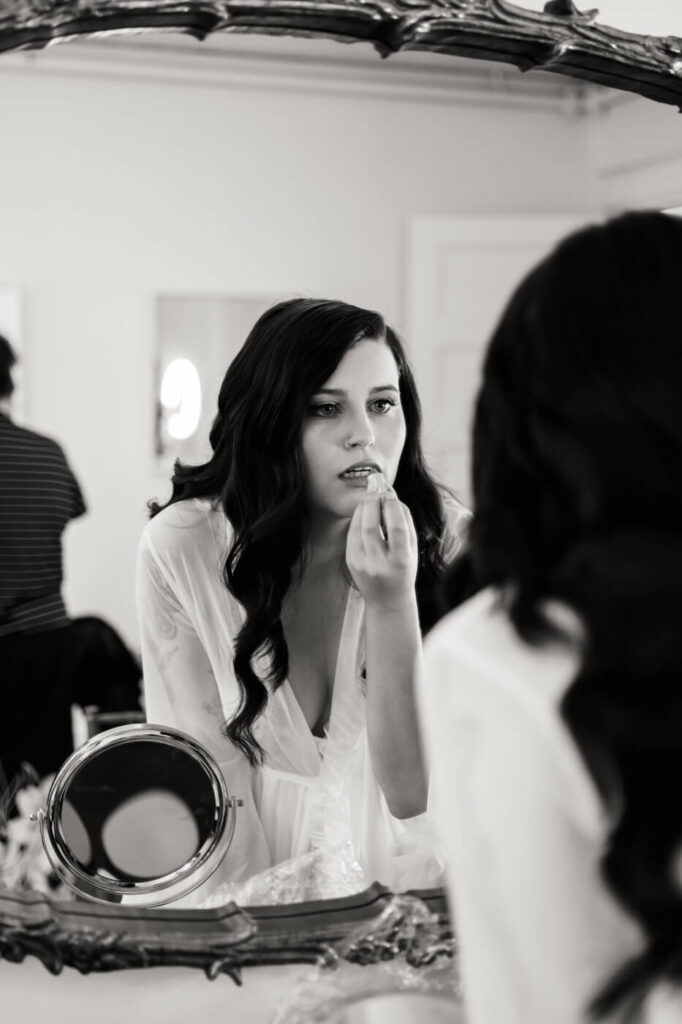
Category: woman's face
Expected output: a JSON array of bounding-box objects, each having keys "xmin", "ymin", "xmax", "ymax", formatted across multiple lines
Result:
[{"xmin": 300, "ymin": 338, "xmax": 407, "ymax": 523}]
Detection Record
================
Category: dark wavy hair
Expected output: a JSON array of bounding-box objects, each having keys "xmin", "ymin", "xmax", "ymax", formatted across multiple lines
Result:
[
  {"xmin": 444, "ymin": 211, "xmax": 682, "ymax": 1019},
  {"xmin": 0, "ymin": 334, "xmax": 16, "ymax": 400},
  {"xmin": 151, "ymin": 297, "xmax": 450, "ymax": 766}
]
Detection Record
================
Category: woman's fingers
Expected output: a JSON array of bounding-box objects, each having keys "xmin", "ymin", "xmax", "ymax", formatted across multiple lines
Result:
[
  {"xmin": 380, "ymin": 493, "xmax": 411, "ymax": 554},
  {"xmin": 347, "ymin": 488, "xmax": 418, "ymax": 603},
  {"xmin": 359, "ymin": 490, "xmax": 385, "ymax": 552},
  {"xmin": 404, "ymin": 501, "xmax": 418, "ymax": 550},
  {"xmin": 347, "ymin": 498, "xmax": 367, "ymax": 561},
  {"xmin": 356, "ymin": 489, "xmax": 415, "ymax": 558}
]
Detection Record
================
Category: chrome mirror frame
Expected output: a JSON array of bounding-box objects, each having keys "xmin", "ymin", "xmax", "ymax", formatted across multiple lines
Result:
[
  {"xmin": 0, "ymin": 2, "xmax": 682, "ymax": 109},
  {"xmin": 36, "ymin": 723, "xmax": 238, "ymax": 908}
]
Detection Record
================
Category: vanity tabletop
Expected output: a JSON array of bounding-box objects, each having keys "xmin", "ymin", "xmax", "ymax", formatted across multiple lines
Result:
[{"xmin": 4, "ymin": 958, "xmax": 308, "ymax": 1024}]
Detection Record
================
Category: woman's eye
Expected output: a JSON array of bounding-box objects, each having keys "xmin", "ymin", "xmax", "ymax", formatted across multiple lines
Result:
[
  {"xmin": 308, "ymin": 402, "xmax": 339, "ymax": 417},
  {"xmin": 370, "ymin": 398, "xmax": 397, "ymax": 414}
]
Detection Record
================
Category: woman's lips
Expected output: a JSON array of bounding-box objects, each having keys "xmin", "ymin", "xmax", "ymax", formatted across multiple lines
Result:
[
  {"xmin": 340, "ymin": 472, "xmax": 374, "ymax": 487},
  {"xmin": 338, "ymin": 469, "xmax": 388, "ymax": 492},
  {"xmin": 339, "ymin": 463, "xmax": 380, "ymax": 481}
]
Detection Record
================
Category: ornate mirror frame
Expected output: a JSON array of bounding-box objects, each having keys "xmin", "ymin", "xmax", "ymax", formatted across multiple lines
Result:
[
  {"xmin": 0, "ymin": 884, "xmax": 450, "ymax": 980},
  {"xmin": 1, "ymin": 0, "xmax": 680, "ymax": 987},
  {"xmin": 1, "ymin": 1, "xmax": 682, "ymax": 107}
]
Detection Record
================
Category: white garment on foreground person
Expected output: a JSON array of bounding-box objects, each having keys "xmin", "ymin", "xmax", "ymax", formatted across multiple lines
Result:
[
  {"xmin": 136, "ymin": 497, "xmax": 458, "ymax": 905},
  {"xmin": 420, "ymin": 587, "xmax": 680, "ymax": 1024}
]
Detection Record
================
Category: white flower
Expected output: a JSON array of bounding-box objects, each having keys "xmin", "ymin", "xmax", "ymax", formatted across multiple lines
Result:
[{"xmin": 0, "ymin": 773, "xmax": 68, "ymax": 897}]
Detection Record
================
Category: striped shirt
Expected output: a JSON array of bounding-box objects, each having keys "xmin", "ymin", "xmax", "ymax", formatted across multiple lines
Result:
[{"xmin": 0, "ymin": 412, "xmax": 86, "ymax": 636}]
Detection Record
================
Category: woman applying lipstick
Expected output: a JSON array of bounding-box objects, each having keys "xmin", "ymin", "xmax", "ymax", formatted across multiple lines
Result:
[{"xmin": 136, "ymin": 297, "xmax": 467, "ymax": 902}]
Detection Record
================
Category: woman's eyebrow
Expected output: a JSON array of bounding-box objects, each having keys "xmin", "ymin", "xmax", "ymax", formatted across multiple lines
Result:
[{"xmin": 313, "ymin": 385, "xmax": 399, "ymax": 395}]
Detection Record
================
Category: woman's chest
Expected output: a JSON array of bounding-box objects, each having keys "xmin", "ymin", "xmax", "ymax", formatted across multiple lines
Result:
[{"xmin": 280, "ymin": 581, "xmax": 350, "ymax": 734}]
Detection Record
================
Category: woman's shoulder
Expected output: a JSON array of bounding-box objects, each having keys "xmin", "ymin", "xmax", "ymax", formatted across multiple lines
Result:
[
  {"xmin": 426, "ymin": 587, "xmax": 506, "ymax": 668},
  {"xmin": 424, "ymin": 587, "xmax": 600, "ymax": 830},
  {"xmin": 140, "ymin": 497, "xmax": 232, "ymax": 556},
  {"xmin": 427, "ymin": 587, "xmax": 582, "ymax": 706},
  {"xmin": 424, "ymin": 588, "xmax": 587, "ymax": 769}
]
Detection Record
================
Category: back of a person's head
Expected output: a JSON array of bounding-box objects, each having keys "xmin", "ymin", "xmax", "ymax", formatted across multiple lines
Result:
[
  {"xmin": 471, "ymin": 210, "xmax": 682, "ymax": 577},
  {"xmin": 0, "ymin": 334, "xmax": 16, "ymax": 400},
  {"xmin": 447, "ymin": 211, "xmax": 682, "ymax": 1019}
]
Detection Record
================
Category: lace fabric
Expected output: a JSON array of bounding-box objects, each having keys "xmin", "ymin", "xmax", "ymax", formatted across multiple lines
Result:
[
  {"xmin": 200, "ymin": 840, "xmax": 366, "ymax": 907},
  {"xmin": 137, "ymin": 498, "xmax": 452, "ymax": 903}
]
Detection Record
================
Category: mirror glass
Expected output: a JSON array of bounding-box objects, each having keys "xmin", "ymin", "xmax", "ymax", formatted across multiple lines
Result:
[
  {"xmin": 38, "ymin": 725, "xmax": 234, "ymax": 906},
  {"xmin": 1, "ymin": 11, "xmax": 682, "ymax": 916}
]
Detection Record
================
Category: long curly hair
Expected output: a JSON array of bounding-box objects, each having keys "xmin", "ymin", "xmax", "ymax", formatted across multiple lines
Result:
[
  {"xmin": 443, "ymin": 211, "xmax": 682, "ymax": 1018},
  {"xmin": 151, "ymin": 297, "xmax": 450, "ymax": 766}
]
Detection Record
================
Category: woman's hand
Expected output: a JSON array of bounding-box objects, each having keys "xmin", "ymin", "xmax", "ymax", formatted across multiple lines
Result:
[{"xmin": 345, "ymin": 474, "xmax": 418, "ymax": 609}]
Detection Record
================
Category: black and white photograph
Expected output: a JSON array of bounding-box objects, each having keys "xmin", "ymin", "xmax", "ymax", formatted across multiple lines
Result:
[{"xmin": 1, "ymin": 3, "xmax": 681, "ymax": 1022}]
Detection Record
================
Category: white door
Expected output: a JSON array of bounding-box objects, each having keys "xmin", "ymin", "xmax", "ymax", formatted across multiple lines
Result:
[{"xmin": 406, "ymin": 215, "xmax": 585, "ymax": 506}]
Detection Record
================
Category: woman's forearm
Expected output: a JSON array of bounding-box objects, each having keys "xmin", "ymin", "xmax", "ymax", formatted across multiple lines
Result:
[{"xmin": 364, "ymin": 593, "xmax": 428, "ymax": 818}]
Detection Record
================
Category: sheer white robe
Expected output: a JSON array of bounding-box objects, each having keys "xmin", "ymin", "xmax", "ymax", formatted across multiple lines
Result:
[
  {"xmin": 420, "ymin": 587, "xmax": 680, "ymax": 1024},
  {"xmin": 136, "ymin": 497, "xmax": 467, "ymax": 904}
]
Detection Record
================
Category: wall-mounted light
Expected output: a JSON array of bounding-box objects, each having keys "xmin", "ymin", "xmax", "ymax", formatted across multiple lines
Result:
[
  {"xmin": 154, "ymin": 294, "xmax": 280, "ymax": 466},
  {"xmin": 159, "ymin": 358, "xmax": 202, "ymax": 441}
]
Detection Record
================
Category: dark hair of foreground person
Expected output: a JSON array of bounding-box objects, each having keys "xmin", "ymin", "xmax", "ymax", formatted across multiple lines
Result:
[{"xmin": 445, "ymin": 211, "xmax": 682, "ymax": 1019}]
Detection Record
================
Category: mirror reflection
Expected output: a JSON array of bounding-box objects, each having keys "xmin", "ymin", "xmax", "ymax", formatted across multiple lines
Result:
[
  {"xmin": 62, "ymin": 742, "xmax": 206, "ymax": 880},
  {"xmin": 138, "ymin": 295, "xmax": 469, "ymax": 903},
  {"xmin": 39, "ymin": 724, "xmax": 234, "ymax": 905},
  {"xmin": 0, "ymin": 26, "xmax": 681, "ymax": 913}
]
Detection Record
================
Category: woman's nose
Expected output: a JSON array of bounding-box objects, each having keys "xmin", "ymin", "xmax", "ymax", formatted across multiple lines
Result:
[{"xmin": 344, "ymin": 411, "xmax": 375, "ymax": 450}]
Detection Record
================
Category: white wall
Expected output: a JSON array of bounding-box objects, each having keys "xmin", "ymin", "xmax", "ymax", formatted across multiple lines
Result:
[
  {"xmin": 589, "ymin": 93, "xmax": 682, "ymax": 210},
  {"xmin": 0, "ymin": 51, "xmax": 600, "ymax": 649}
]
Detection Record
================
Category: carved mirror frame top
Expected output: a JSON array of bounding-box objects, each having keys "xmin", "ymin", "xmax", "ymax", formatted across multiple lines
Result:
[{"xmin": 0, "ymin": 1, "xmax": 682, "ymax": 108}]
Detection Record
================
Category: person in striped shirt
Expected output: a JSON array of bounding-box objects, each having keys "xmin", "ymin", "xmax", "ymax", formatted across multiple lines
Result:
[{"xmin": 0, "ymin": 334, "xmax": 87, "ymax": 792}]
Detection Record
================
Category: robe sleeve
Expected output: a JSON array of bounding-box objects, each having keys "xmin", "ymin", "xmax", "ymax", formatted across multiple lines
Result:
[{"xmin": 135, "ymin": 522, "xmax": 272, "ymax": 893}]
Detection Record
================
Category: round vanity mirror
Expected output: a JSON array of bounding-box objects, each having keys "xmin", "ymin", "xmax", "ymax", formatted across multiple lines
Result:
[{"xmin": 36, "ymin": 724, "xmax": 239, "ymax": 907}]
